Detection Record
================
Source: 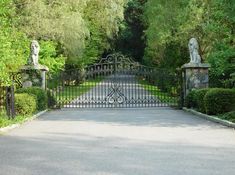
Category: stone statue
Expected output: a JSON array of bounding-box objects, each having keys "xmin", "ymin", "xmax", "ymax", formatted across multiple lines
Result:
[
  {"xmin": 28, "ymin": 40, "xmax": 40, "ymax": 65},
  {"xmin": 188, "ymin": 38, "xmax": 201, "ymax": 64}
]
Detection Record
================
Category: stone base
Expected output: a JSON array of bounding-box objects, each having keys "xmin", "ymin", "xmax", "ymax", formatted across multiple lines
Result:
[
  {"xmin": 21, "ymin": 64, "xmax": 49, "ymax": 90},
  {"xmin": 182, "ymin": 63, "xmax": 210, "ymax": 98},
  {"xmin": 182, "ymin": 63, "xmax": 211, "ymax": 69},
  {"xmin": 21, "ymin": 64, "xmax": 49, "ymax": 71}
]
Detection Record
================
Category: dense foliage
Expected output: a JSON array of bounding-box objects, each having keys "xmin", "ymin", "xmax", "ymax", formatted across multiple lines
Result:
[
  {"xmin": 204, "ymin": 88, "xmax": 235, "ymax": 115},
  {"xmin": 143, "ymin": 0, "xmax": 235, "ymax": 86},
  {"xmin": 16, "ymin": 87, "xmax": 48, "ymax": 111},
  {"xmin": 0, "ymin": 0, "xmax": 234, "ymax": 87},
  {"xmin": 0, "ymin": 0, "xmax": 127, "ymax": 86},
  {"xmin": 15, "ymin": 93, "xmax": 37, "ymax": 115},
  {"xmin": 15, "ymin": 0, "xmax": 127, "ymax": 67},
  {"xmin": 194, "ymin": 89, "xmax": 210, "ymax": 113},
  {"xmin": 0, "ymin": 0, "xmax": 29, "ymax": 85},
  {"xmin": 115, "ymin": 0, "xmax": 146, "ymax": 61},
  {"xmin": 185, "ymin": 90, "xmax": 197, "ymax": 109},
  {"xmin": 186, "ymin": 88, "xmax": 235, "ymax": 115}
]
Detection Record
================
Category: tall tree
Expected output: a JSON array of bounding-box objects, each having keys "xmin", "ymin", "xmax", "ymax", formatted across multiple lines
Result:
[
  {"xmin": 0, "ymin": 0, "xmax": 29, "ymax": 85},
  {"xmin": 143, "ymin": 0, "xmax": 189, "ymax": 68},
  {"xmin": 143, "ymin": 0, "xmax": 235, "ymax": 86},
  {"xmin": 115, "ymin": 0, "xmax": 147, "ymax": 61},
  {"xmin": 15, "ymin": 0, "xmax": 127, "ymax": 68}
]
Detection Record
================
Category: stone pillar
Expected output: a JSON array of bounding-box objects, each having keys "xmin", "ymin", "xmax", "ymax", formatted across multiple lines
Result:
[
  {"xmin": 182, "ymin": 63, "xmax": 210, "ymax": 99},
  {"xmin": 41, "ymin": 70, "xmax": 47, "ymax": 90},
  {"xmin": 21, "ymin": 64, "xmax": 49, "ymax": 90}
]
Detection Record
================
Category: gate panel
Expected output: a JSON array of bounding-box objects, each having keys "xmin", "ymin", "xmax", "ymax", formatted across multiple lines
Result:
[{"xmin": 51, "ymin": 54, "xmax": 181, "ymax": 108}]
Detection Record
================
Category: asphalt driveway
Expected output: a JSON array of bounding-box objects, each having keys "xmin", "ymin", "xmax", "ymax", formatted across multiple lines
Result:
[{"xmin": 0, "ymin": 108, "xmax": 235, "ymax": 175}]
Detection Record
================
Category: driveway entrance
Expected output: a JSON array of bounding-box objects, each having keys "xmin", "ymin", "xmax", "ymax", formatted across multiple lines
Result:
[
  {"xmin": 0, "ymin": 108, "xmax": 235, "ymax": 175},
  {"xmin": 50, "ymin": 54, "xmax": 180, "ymax": 108}
]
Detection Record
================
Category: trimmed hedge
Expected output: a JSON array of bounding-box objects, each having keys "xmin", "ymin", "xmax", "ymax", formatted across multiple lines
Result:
[
  {"xmin": 204, "ymin": 88, "xmax": 235, "ymax": 115},
  {"xmin": 184, "ymin": 90, "xmax": 197, "ymax": 108},
  {"xmin": 185, "ymin": 89, "xmax": 209, "ymax": 111},
  {"xmin": 194, "ymin": 89, "xmax": 210, "ymax": 113},
  {"xmin": 16, "ymin": 87, "xmax": 48, "ymax": 111},
  {"xmin": 15, "ymin": 93, "xmax": 37, "ymax": 115},
  {"xmin": 185, "ymin": 88, "xmax": 235, "ymax": 115}
]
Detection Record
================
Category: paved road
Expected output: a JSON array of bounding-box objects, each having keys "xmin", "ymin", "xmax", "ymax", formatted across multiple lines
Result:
[{"xmin": 0, "ymin": 108, "xmax": 235, "ymax": 175}]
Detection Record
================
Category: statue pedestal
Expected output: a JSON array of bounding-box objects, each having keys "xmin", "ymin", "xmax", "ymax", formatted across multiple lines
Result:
[
  {"xmin": 21, "ymin": 64, "xmax": 49, "ymax": 90},
  {"xmin": 182, "ymin": 63, "xmax": 210, "ymax": 99}
]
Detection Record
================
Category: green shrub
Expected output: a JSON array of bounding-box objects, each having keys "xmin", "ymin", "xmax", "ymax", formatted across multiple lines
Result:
[
  {"xmin": 184, "ymin": 90, "xmax": 197, "ymax": 108},
  {"xmin": 15, "ymin": 93, "xmax": 36, "ymax": 115},
  {"xmin": 194, "ymin": 89, "xmax": 210, "ymax": 113},
  {"xmin": 16, "ymin": 87, "xmax": 48, "ymax": 111},
  {"xmin": 220, "ymin": 111, "xmax": 235, "ymax": 123},
  {"xmin": 204, "ymin": 88, "xmax": 235, "ymax": 115}
]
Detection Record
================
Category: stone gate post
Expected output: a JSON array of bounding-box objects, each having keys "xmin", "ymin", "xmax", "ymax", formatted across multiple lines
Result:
[
  {"xmin": 21, "ymin": 40, "xmax": 49, "ymax": 90},
  {"xmin": 182, "ymin": 38, "xmax": 210, "ymax": 99},
  {"xmin": 182, "ymin": 63, "xmax": 210, "ymax": 98}
]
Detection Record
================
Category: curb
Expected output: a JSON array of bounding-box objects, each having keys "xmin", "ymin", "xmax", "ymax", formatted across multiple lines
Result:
[
  {"xmin": 0, "ymin": 109, "xmax": 48, "ymax": 134},
  {"xmin": 183, "ymin": 107, "xmax": 235, "ymax": 129}
]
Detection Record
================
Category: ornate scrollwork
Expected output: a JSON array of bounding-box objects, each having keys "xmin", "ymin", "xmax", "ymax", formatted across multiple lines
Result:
[
  {"xmin": 105, "ymin": 83, "xmax": 127, "ymax": 104},
  {"xmin": 99, "ymin": 53, "xmax": 138, "ymax": 65}
]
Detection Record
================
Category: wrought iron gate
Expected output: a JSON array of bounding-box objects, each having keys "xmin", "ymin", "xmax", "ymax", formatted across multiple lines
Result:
[{"xmin": 51, "ymin": 54, "xmax": 181, "ymax": 108}]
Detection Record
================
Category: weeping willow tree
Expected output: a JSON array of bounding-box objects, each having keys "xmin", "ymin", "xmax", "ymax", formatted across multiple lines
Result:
[
  {"xmin": 82, "ymin": 0, "xmax": 126, "ymax": 66},
  {"xmin": 0, "ymin": 0, "xmax": 127, "ymax": 85},
  {"xmin": 15, "ymin": 0, "xmax": 127, "ymax": 68}
]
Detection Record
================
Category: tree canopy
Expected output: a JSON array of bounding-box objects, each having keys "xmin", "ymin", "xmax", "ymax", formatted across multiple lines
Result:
[
  {"xmin": 16, "ymin": 0, "xmax": 127, "ymax": 66},
  {"xmin": 0, "ymin": 0, "xmax": 234, "ymax": 87},
  {"xmin": 0, "ymin": 0, "xmax": 127, "ymax": 85},
  {"xmin": 143, "ymin": 0, "xmax": 235, "ymax": 86}
]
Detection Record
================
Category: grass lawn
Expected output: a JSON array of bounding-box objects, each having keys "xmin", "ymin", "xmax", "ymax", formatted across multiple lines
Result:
[
  {"xmin": 56, "ymin": 77, "xmax": 103, "ymax": 104},
  {"xmin": 218, "ymin": 111, "xmax": 235, "ymax": 123},
  {"xmin": 139, "ymin": 79, "xmax": 179, "ymax": 104},
  {"xmin": 0, "ymin": 112, "xmax": 32, "ymax": 128}
]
